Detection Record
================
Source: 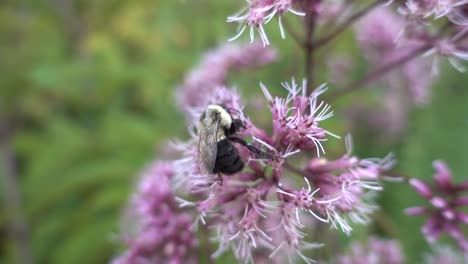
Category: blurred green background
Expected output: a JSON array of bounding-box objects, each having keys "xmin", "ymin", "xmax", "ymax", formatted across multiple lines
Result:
[{"xmin": 1, "ymin": 0, "xmax": 467, "ymax": 263}]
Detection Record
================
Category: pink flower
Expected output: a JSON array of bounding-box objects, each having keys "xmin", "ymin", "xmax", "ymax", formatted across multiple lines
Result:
[
  {"xmin": 423, "ymin": 28, "xmax": 468, "ymax": 75},
  {"xmin": 227, "ymin": 0, "xmax": 305, "ymax": 45},
  {"xmin": 268, "ymin": 200, "xmax": 324, "ymax": 264},
  {"xmin": 423, "ymin": 245, "xmax": 468, "ymax": 264},
  {"xmin": 112, "ymin": 162, "xmax": 198, "ymax": 264},
  {"xmin": 317, "ymin": 0, "xmax": 349, "ymax": 25},
  {"xmin": 398, "ymin": 0, "xmax": 468, "ymax": 25},
  {"xmin": 301, "ymin": 136, "xmax": 395, "ymax": 234},
  {"xmin": 356, "ymin": 7, "xmax": 403, "ymax": 51},
  {"xmin": 406, "ymin": 160, "xmax": 468, "ymax": 252},
  {"xmin": 178, "ymin": 179, "xmax": 277, "ymax": 262},
  {"xmin": 433, "ymin": 1, "xmax": 468, "ymax": 24},
  {"xmin": 260, "ymin": 79, "xmax": 339, "ymax": 156},
  {"xmin": 337, "ymin": 236, "xmax": 404, "ymax": 264},
  {"xmin": 273, "ymin": 135, "xmax": 393, "ymax": 236},
  {"xmin": 172, "ymin": 83, "xmax": 333, "ymax": 263},
  {"xmin": 176, "ymin": 42, "xmax": 276, "ymax": 113},
  {"xmin": 171, "ymin": 83, "xmax": 391, "ymax": 263},
  {"xmin": 449, "ymin": 4, "xmax": 468, "ymax": 25}
]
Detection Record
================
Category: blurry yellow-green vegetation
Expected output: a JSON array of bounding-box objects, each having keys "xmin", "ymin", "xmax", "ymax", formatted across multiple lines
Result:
[{"xmin": 1, "ymin": 0, "xmax": 468, "ymax": 263}]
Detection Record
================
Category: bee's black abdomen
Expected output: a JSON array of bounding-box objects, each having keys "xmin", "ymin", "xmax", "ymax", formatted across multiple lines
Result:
[{"xmin": 213, "ymin": 139, "xmax": 244, "ymax": 175}]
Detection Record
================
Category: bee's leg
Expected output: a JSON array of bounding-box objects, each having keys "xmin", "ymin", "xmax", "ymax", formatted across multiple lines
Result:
[{"xmin": 217, "ymin": 172, "xmax": 223, "ymax": 185}]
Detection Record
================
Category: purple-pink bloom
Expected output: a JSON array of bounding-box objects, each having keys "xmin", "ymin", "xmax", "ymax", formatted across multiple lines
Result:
[
  {"xmin": 172, "ymin": 82, "xmax": 335, "ymax": 263},
  {"xmin": 172, "ymin": 88, "xmax": 278, "ymax": 260},
  {"xmin": 227, "ymin": 0, "xmax": 305, "ymax": 45},
  {"xmin": 260, "ymin": 79, "xmax": 339, "ymax": 156},
  {"xmin": 423, "ymin": 245, "xmax": 468, "ymax": 264},
  {"xmin": 171, "ymin": 82, "xmax": 392, "ymax": 263},
  {"xmin": 423, "ymin": 28, "xmax": 468, "ymax": 75},
  {"xmin": 176, "ymin": 42, "xmax": 276, "ymax": 112},
  {"xmin": 398, "ymin": 0, "xmax": 468, "ymax": 25},
  {"xmin": 267, "ymin": 199, "xmax": 324, "ymax": 264},
  {"xmin": 112, "ymin": 162, "xmax": 198, "ymax": 264},
  {"xmin": 300, "ymin": 136, "xmax": 395, "ymax": 234},
  {"xmin": 337, "ymin": 236, "xmax": 404, "ymax": 264},
  {"xmin": 406, "ymin": 160, "xmax": 468, "ymax": 252}
]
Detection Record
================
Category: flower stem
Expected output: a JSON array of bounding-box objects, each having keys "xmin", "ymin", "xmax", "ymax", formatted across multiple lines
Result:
[
  {"xmin": 312, "ymin": 0, "xmax": 382, "ymax": 49},
  {"xmin": 324, "ymin": 44, "xmax": 431, "ymax": 102},
  {"xmin": 325, "ymin": 21, "xmax": 460, "ymax": 102},
  {"xmin": 304, "ymin": 9, "xmax": 318, "ymax": 91}
]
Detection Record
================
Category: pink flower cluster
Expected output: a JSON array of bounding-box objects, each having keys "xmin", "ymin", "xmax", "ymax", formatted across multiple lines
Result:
[
  {"xmin": 337, "ymin": 236, "xmax": 405, "ymax": 264},
  {"xmin": 406, "ymin": 160, "xmax": 468, "ymax": 252},
  {"xmin": 172, "ymin": 81, "xmax": 394, "ymax": 263},
  {"xmin": 423, "ymin": 245, "xmax": 468, "ymax": 264},
  {"xmin": 348, "ymin": 3, "xmax": 467, "ymax": 145},
  {"xmin": 260, "ymin": 80, "xmax": 338, "ymax": 155},
  {"xmin": 227, "ymin": 0, "xmax": 306, "ymax": 45},
  {"xmin": 113, "ymin": 0, "xmax": 468, "ymax": 263},
  {"xmin": 398, "ymin": 0, "xmax": 468, "ymax": 25},
  {"xmin": 112, "ymin": 162, "xmax": 198, "ymax": 264},
  {"xmin": 395, "ymin": 1, "xmax": 468, "ymax": 75},
  {"xmin": 176, "ymin": 42, "xmax": 276, "ymax": 113}
]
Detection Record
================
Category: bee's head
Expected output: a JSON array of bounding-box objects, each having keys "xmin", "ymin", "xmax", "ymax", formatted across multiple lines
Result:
[{"xmin": 199, "ymin": 104, "xmax": 232, "ymax": 130}]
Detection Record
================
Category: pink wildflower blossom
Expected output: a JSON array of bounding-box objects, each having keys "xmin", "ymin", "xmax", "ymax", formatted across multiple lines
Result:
[
  {"xmin": 170, "ymin": 79, "xmax": 395, "ymax": 263},
  {"xmin": 176, "ymin": 42, "xmax": 276, "ymax": 112},
  {"xmin": 112, "ymin": 162, "xmax": 198, "ymax": 264},
  {"xmin": 337, "ymin": 236, "xmax": 404, "ymax": 264},
  {"xmin": 423, "ymin": 245, "xmax": 468, "ymax": 264},
  {"xmin": 406, "ymin": 160, "xmax": 468, "ymax": 252},
  {"xmin": 227, "ymin": 0, "xmax": 305, "ymax": 46}
]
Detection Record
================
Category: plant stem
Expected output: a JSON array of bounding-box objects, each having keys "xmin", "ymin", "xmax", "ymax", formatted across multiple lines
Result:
[
  {"xmin": 0, "ymin": 121, "xmax": 33, "ymax": 264},
  {"xmin": 324, "ymin": 44, "xmax": 431, "ymax": 102},
  {"xmin": 312, "ymin": 0, "xmax": 382, "ymax": 49},
  {"xmin": 304, "ymin": 9, "xmax": 317, "ymax": 91},
  {"xmin": 323, "ymin": 20, "xmax": 462, "ymax": 102}
]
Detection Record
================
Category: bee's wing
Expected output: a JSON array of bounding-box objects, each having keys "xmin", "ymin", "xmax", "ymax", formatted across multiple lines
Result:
[{"xmin": 197, "ymin": 119, "xmax": 219, "ymax": 175}]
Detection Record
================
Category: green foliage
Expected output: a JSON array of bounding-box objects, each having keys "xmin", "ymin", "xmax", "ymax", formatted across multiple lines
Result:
[
  {"xmin": 2, "ymin": 0, "xmax": 468, "ymax": 263},
  {"xmin": 382, "ymin": 69, "xmax": 468, "ymax": 263},
  {"xmin": 0, "ymin": 0, "xmax": 211, "ymax": 263}
]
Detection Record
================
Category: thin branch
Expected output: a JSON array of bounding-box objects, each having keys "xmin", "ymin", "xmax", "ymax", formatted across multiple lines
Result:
[
  {"xmin": 304, "ymin": 10, "xmax": 318, "ymax": 91},
  {"xmin": 312, "ymin": 0, "xmax": 382, "ymax": 49},
  {"xmin": 324, "ymin": 44, "xmax": 431, "ymax": 102},
  {"xmin": 0, "ymin": 120, "xmax": 33, "ymax": 264},
  {"xmin": 324, "ymin": 21, "xmax": 462, "ymax": 102}
]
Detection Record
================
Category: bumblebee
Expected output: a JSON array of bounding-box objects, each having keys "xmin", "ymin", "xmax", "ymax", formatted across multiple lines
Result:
[{"xmin": 197, "ymin": 104, "xmax": 272, "ymax": 175}]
